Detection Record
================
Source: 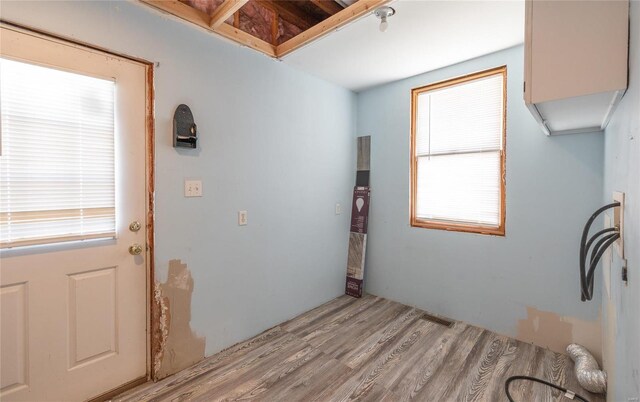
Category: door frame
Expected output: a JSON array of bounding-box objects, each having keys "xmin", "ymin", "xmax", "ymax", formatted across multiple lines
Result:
[{"xmin": 0, "ymin": 21, "xmax": 156, "ymax": 399}]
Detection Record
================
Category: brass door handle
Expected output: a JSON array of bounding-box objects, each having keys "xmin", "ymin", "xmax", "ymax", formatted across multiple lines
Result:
[
  {"xmin": 129, "ymin": 244, "xmax": 143, "ymax": 255},
  {"xmin": 129, "ymin": 221, "xmax": 142, "ymax": 232}
]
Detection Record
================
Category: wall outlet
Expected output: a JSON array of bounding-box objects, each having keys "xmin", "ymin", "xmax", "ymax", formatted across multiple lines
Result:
[
  {"xmin": 184, "ymin": 179, "xmax": 203, "ymax": 197},
  {"xmin": 238, "ymin": 210, "xmax": 248, "ymax": 226},
  {"xmin": 335, "ymin": 203, "xmax": 342, "ymax": 215}
]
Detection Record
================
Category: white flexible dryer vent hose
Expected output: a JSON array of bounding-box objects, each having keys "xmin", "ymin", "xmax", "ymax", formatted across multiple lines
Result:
[{"xmin": 566, "ymin": 343, "xmax": 607, "ymax": 394}]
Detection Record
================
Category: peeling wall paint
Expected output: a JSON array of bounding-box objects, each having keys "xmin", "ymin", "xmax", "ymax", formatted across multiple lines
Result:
[
  {"xmin": 153, "ymin": 260, "xmax": 206, "ymax": 380},
  {"xmin": 152, "ymin": 282, "xmax": 169, "ymax": 379},
  {"xmin": 516, "ymin": 306, "xmax": 602, "ymax": 364}
]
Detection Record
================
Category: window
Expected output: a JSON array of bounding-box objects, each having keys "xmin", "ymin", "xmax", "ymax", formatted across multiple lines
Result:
[
  {"xmin": 0, "ymin": 58, "xmax": 116, "ymax": 248},
  {"xmin": 410, "ymin": 66, "xmax": 506, "ymax": 235}
]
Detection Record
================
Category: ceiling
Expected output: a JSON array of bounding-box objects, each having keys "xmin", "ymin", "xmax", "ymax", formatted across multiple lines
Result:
[
  {"xmin": 281, "ymin": 0, "xmax": 525, "ymax": 92},
  {"xmin": 182, "ymin": 0, "xmax": 348, "ymax": 45},
  {"xmin": 140, "ymin": 0, "xmax": 392, "ymax": 58}
]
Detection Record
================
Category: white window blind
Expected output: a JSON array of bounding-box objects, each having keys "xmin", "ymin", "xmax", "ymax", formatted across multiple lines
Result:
[
  {"xmin": 413, "ymin": 69, "xmax": 505, "ymax": 230},
  {"xmin": 0, "ymin": 58, "xmax": 116, "ymax": 248}
]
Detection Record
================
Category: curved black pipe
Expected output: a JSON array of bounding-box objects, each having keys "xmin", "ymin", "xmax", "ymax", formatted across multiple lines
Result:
[
  {"xmin": 585, "ymin": 233, "xmax": 620, "ymax": 300},
  {"xmin": 579, "ymin": 202, "xmax": 619, "ymax": 301},
  {"xmin": 582, "ymin": 229, "xmax": 619, "ymax": 299},
  {"xmin": 585, "ymin": 227, "xmax": 618, "ymax": 256},
  {"xmin": 590, "ymin": 232, "xmax": 619, "ymax": 266}
]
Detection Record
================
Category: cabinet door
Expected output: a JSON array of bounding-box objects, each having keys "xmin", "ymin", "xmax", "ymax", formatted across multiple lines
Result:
[{"xmin": 525, "ymin": 0, "xmax": 628, "ymax": 104}]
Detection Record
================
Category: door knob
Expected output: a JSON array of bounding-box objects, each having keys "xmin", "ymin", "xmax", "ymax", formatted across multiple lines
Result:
[
  {"xmin": 129, "ymin": 221, "xmax": 142, "ymax": 232},
  {"xmin": 129, "ymin": 243, "xmax": 143, "ymax": 255}
]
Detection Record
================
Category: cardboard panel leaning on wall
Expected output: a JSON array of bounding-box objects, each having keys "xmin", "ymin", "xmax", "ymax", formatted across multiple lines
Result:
[
  {"xmin": 346, "ymin": 136, "xmax": 371, "ymax": 298},
  {"xmin": 356, "ymin": 45, "xmax": 604, "ymax": 361}
]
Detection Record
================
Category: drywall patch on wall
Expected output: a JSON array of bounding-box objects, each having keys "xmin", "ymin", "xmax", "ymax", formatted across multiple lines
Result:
[
  {"xmin": 153, "ymin": 259, "xmax": 206, "ymax": 380},
  {"xmin": 517, "ymin": 306, "xmax": 602, "ymax": 364}
]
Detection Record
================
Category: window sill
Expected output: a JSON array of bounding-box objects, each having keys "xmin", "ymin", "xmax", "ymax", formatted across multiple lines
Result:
[{"xmin": 410, "ymin": 218, "xmax": 505, "ymax": 236}]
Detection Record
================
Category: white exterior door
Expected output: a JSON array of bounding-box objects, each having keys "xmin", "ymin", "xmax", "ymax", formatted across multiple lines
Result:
[{"xmin": 0, "ymin": 26, "xmax": 149, "ymax": 401}]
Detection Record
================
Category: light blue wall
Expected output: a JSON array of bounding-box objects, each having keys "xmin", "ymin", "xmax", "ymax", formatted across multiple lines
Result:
[
  {"xmin": 3, "ymin": 0, "xmax": 627, "ymax": 382},
  {"xmin": 356, "ymin": 46, "xmax": 604, "ymax": 343},
  {"xmin": 0, "ymin": 0, "xmax": 356, "ymax": 356},
  {"xmin": 603, "ymin": 1, "xmax": 640, "ymax": 399}
]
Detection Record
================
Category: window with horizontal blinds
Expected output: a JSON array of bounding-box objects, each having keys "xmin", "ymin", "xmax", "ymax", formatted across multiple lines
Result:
[
  {"xmin": 0, "ymin": 58, "xmax": 116, "ymax": 248},
  {"xmin": 411, "ymin": 66, "xmax": 506, "ymax": 235}
]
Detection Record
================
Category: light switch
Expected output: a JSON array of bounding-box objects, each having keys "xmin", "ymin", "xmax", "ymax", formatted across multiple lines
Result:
[
  {"xmin": 184, "ymin": 180, "xmax": 202, "ymax": 197},
  {"xmin": 335, "ymin": 203, "xmax": 342, "ymax": 215},
  {"xmin": 238, "ymin": 210, "xmax": 248, "ymax": 226}
]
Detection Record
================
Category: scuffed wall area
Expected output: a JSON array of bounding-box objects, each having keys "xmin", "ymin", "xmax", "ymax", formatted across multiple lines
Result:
[
  {"xmin": 0, "ymin": 0, "xmax": 355, "ymax": 368},
  {"xmin": 154, "ymin": 260, "xmax": 206, "ymax": 379},
  {"xmin": 516, "ymin": 307, "xmax": 601, "ymax": 363},
  {"xmin": 356, "ymin": 45, "xmax": 604, "ymax": 360},
  {"xmin": 602, "ymin": 1, "xmax": 640, "ymax": 400}
]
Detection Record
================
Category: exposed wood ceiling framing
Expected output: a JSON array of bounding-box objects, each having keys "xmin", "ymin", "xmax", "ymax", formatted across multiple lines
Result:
[{"xmin": 139, "ymin": 0, "xmax": 391, "ymax": 58}]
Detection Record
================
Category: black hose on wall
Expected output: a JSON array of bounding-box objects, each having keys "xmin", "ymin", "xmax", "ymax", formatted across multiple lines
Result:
[{"xmin": 579, "ymin": 202, "xmax": 620, "ymax": 301}]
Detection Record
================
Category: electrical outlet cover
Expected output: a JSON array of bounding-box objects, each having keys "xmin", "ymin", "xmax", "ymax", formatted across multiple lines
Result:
[
  {"xmin": 238, "ymin": 210, "xmax": 248, "ymax": 226},
  {"xmin": 184, "ymin": 180, "xmax": 203, "ymax": 197}
]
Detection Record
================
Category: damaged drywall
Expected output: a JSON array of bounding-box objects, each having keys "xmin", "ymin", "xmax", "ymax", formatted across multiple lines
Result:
[
  {"xmin": 517, "ymin": 306, "xmax": 602, "ymax": 364},
  {"xmin": 153, "ymin": 259, "xmax": 206, "ymax": 380}
]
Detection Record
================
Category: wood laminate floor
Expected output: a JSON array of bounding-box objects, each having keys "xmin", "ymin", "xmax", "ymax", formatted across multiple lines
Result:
[{"xmin": 113, "ymin": 295, "xmax": 604, "ymax": 402}]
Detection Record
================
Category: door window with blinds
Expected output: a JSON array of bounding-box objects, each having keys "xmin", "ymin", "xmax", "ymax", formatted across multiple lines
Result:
[
  {"xmin": 0, "ymin": 58, "xmax": 116, "ymax": 247},
  {"xmin": 410, "ymin": 66, "xmax": 506, "ymax": 235}
]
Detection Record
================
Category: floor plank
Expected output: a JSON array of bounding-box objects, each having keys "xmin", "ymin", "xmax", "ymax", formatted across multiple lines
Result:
[{"xmin": 112, "ymin": 295, "xmax": 605, "ymax": 402}]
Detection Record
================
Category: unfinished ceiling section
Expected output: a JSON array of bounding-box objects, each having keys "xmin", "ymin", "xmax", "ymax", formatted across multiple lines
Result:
[{"xmin": 140, "ymin": 0, "xmax": 390, "ymax": 57}]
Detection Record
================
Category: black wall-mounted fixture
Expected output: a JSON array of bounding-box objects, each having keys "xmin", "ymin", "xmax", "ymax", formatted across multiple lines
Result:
[
  {"xmin": 579, "ymin": 202, "xmax": 620, "ymax": 301},
  {"xmin": 173, "ymin": 104, "xmax": 197, "ymax": 149}
]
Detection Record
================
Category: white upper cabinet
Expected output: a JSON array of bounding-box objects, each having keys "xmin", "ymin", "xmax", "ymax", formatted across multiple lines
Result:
[{"xmin": 524, "ymin": 0, "xmax": 629, "ymax": 135}]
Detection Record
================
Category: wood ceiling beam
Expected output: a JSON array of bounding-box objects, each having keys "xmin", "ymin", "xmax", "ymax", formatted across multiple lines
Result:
[
  {"xmin": 138, "ymin": 0, "xmax": 276, "ymax": 57},
  {"xmin": 255, "ymin": 0, "xmax": 317, "ymax": 31},
  {"xmin": 215, "ymin": 23, "xmax": 277, "ymax": 56},
  {"xmin": 310, "ymin": 0, "xmax": 344, "ymax": 16},
  {"xmin": 276, "ymin": 0, "xmax": 392, "ymax": 57},
  {"xmin": 209, "ymin": 0, "xmax": 249, "ymax": 29}
]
